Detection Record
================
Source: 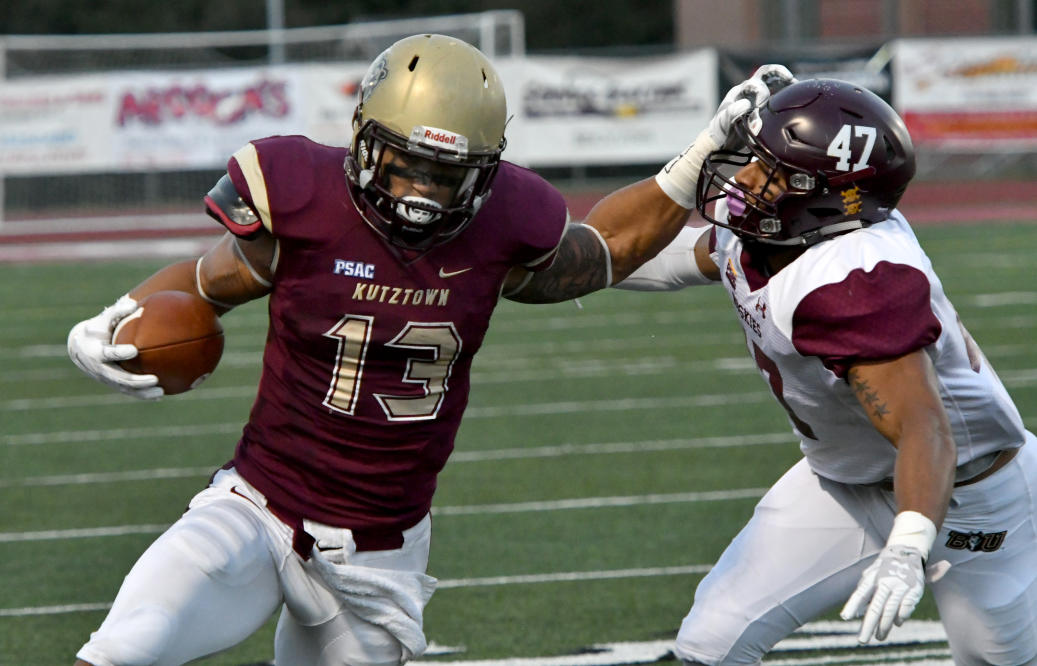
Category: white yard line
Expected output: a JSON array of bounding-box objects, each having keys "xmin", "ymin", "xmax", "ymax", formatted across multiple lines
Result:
[
  {"xmin": 433, "ymin": 489, "xmax": 767, "ymax": 516},
  {"xmin": 435, "ymin": 565, "xmax": 714, "ymax": 589},
  {"xmin": 0, "ymin": 466, "xmax": 216, "ymax": 487},
  {"xmin": 0, "ymin": 388, "xmax": 772, "ymax": 414},
  {"xmin": 0, "ymin": 488, "xmax": 767, "ymax": 544},
  {"xmin": 0, "ymin": 565, "xmax": 715, "ymax": 618},
  {"xmin": 2, "ymin": 432, "xmax": 792, "ymax": 486},
  {"xmin": 2, "ymin": 422, "xmax": 243, "ymax": 446},
  {"xmin": 0, "ymin": 523, "xmax": 169, "ymax": 543},
  {"xmin": 411, "ymin": 620, "xmax": 951, "ymax": 665}
]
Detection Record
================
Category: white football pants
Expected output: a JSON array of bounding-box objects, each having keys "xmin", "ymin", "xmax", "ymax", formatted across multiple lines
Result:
[
  {"xmin": 674, "ymin": 444, "xmax": 1037, "ymax": 665},
  {"xmin": 76, "ymin": 468, "xmax": 434, "ymax": 666}
]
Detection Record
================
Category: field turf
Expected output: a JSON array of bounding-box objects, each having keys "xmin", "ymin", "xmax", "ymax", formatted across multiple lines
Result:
[{"xmin": 1, "ymin": 222, "xmax": 1034, "ymax": 664}]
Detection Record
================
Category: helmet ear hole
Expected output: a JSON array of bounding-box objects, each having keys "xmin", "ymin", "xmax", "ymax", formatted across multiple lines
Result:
[
  {"xmin": 806, "ymin": 207, "xmax": 842, "ymax": 219},
  {"xmin": 883, "ymin": 135, "xmax": 897, "ymax": 160}
]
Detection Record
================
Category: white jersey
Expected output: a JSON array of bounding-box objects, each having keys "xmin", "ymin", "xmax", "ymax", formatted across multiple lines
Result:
[{"xmin": 710, "ymin": 210, "xmax": 1030, "ymax": 484}]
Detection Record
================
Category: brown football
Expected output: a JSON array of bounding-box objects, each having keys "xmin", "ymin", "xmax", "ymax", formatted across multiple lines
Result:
[{"xmin": 113, "ymin": 290, "xmax": 224, "ymax": 395}]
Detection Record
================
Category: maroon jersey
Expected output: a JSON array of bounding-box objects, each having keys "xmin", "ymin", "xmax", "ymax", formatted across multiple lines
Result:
[{"xmin": 206, "ymin": 135, "xmax": 567, "ymax": 533}]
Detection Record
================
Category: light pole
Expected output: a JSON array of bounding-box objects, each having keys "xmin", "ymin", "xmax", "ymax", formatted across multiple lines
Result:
[{"xmin": 266, "ymin": 0, "xmax": 285, "ymax": 65}]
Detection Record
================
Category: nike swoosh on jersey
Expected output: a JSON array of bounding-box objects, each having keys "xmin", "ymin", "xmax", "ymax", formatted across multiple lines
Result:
[{"xmin": 438, "ymin": 267, "xmax": 473, "ymax": 278}]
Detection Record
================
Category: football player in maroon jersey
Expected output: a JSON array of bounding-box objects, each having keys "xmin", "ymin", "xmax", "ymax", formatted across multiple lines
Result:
[{"xmin": 67, "ymin": 34, "xmax": 789, "ymax": 666}]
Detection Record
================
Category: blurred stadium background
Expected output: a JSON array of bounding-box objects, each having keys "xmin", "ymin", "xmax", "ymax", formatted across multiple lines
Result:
[
  {"xmin": 1, "ymin": 1, "xmax": 1035, "ymax": 664},
  {"xmin": 2, "ymin": 0, "xmax": 1036, "ymax": 236}
]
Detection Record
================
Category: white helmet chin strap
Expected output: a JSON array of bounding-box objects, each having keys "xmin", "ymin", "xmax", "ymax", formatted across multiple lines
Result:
[{"xmin": 395, "ymin": 196, "xmax": 442, "ymax": 226}]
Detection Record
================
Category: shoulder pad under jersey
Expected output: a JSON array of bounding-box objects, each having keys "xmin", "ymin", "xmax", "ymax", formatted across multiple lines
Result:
[{"xmin": 205, "ymin": 174, "xmax": 264, "ymax": 238}]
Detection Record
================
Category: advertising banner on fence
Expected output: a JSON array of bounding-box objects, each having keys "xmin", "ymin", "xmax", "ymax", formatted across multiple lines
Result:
[
  {"xmin": 110, "ymin": 67, "xmax": 309, "ymax": 170},
  {"xmin": 0, "ymin": 67, "xmax": 314, "ymax": 175},
  {"xmin": 0, "ymin": 50, "xmax": 717, "ymax": 175},
  {"xmin": 0, "ymin": 75, "xmax": 112, "ymax": 175},
  {"xmin": 297, "ymin": 62, "xmax": 372, "ymax": 148},
  {"xmin": 892, "ymin": 37, "xmax": 1037, "ymax": 148},
  {"xmin": 500, "ymin": 50, "xmax": 717, "ymax": 166}
]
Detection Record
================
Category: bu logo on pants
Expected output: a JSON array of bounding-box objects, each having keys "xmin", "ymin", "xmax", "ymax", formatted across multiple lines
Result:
[{"xmin": 945, "ymin": 529, "xmax": 1007, "ymax": 552}]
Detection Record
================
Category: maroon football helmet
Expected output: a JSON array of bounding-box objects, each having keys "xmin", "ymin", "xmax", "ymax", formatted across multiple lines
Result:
[{"xmin": 697, "ymin": 79, "xmax": 916, "ymax": 246}]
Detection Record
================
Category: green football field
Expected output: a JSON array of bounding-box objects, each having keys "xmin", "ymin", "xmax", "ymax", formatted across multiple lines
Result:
[{"xmin": 1, "ymin": 222, "xmax": 1035, "ymax": 665}]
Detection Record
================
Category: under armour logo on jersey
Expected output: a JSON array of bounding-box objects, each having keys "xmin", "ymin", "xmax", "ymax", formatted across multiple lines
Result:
[
  {"xmin": 333, "ymin": 259, "xmax": 376, "ymax": 279},
  {"xmin": 725, "ymin": 258, "xmax": 738, "ymax": 289},
  {"xmin": 946, "ymin": 529, "xmax": 1006, "ymax": 552},
  {"xmin": 755, "ymin": 301, "xmax": 767, "ymax": 319}
]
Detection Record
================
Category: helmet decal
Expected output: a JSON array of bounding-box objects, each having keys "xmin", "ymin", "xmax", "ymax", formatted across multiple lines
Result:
[
  {"xmin": 841, "ymin": 186, "xmax": 864, "ymax": 217},
  {"xmin": 409, "ymin": 125, "xmax": 469, "ymax": 157},
  {"xmin": 826, "ymin": 124, "xmax": 877, "ymax": 172},
  {"xmin": 359, "ymin": 54, "xmax": 389, "ymax": 104}
]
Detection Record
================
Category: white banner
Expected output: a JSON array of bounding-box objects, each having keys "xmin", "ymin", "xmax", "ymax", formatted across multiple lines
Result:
[
  {"xmin": 0, "ymin": 51, "xmax": 716, "ymax": 175},
  {"xmin": 892, "ymin": 37, "xmax": 1037, "ymax": 148},
  {"xmin": 110, "ymin": 68, "xmax": 308, "ymax": 169},
  {"xmin": 500, "ymin": 50, "xmax": 717, "ymax": 166},
  {"xmin": 298, "ymin": 63, "xmax": 371, "ymax": 148},
  {"xmin": 0, "ymin": 75, "xmax": 113, "ymax": 174}
]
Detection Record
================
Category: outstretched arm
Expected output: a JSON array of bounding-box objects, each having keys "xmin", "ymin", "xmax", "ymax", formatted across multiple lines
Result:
[
  {"xmin": 504, "ymin": 178, "xmax": 690, "ymax": 303},
  {"xmin": 839, "ymin": 349, "xmax": 956, "ymax": 644},
  {"xmin": 613, "ymin": 224, "xmax": 719, "ymax": 291},
  {"xmin": 504, "ymin": 65, "xmax": 793, "ymax": 304},
  {"xmin": 503, "ymin": 223, "xmax": 612, "ymax": 304}
]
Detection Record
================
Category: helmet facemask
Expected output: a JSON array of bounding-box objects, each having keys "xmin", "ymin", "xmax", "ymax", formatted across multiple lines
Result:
[{"xmin": 347, "ymin": 117, "xmax": 502, "ymax": 254}]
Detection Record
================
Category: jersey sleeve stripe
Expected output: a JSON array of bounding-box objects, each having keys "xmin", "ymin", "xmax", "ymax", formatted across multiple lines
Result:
[
  {"xmin": 232, "ymin": 143, "xmax": 275, "ymax": 234},
  {"xmin": 523, "ymin": 209, "xmax": 570, "ymax": 271},
  {"xmin": 581, "ymin": 222, "xmax": 613, "ymax": 287},
  {"xmin": 232, "ymin": 237, "xmax": 273, "ymax": 288}
]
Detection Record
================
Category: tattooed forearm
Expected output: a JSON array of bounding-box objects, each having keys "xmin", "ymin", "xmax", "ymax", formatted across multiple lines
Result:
[
  {"xmin": 506, "ymin": 225, "xmax": 610, "ymax": 304},
  {"xmin": 848, "ymin": 369, "xmax": 891, "ymax": 420}
]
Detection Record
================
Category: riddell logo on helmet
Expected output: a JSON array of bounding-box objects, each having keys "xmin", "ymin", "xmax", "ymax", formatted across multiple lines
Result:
[
  {"xmin": 412, "ymin": 125, "xmax": 469, "ymax": 155},
  {"xmin": 424, "ymin": 130, "xmax": 457, "ymax": 145}
]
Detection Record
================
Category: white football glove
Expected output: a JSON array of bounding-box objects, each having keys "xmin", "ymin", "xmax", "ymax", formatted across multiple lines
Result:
[
  {"xmin": 839, "ymin": 510, "xmax": 936, "ymax": 643},
  {"xmin": 657, "ymin": 63, "xmax": 796, "ymax": 209},
  {"xmin": 708, "ymin": 64, "xmax": 797, "ymax": 149},
  {"xmin": 67, "ymin": 295, "xmax": 164, "ymax": 400},
  {"xmin": 754, "ymin": 63, "xmax": 798, "ymax": 95},
  {"xmin": 840, "ymin": 543, "xmax": 925, "ymax": 642}
]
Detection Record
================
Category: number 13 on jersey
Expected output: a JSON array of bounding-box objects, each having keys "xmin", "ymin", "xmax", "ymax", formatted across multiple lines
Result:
[{"xmin": 323, "ymin": 315, "xmax": 462, "ymax": 421}]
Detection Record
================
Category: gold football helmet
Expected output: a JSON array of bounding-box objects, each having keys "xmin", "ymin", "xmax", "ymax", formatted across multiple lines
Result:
[{"xmin": 345, "ymin": 34, "xmax": 507, "ymax": 253}]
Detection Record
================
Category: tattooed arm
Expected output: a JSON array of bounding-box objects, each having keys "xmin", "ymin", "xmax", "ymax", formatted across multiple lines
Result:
[
  {"xmin": 505, "ymin": 177, "xmax": 691, "ymax": 303},
  {"xmin": 848, "ymin": 350, "xmax": 956, "ymax": 527},
  {"xmin": 504, "ymin": 224, "xmax": 609, "ymax": 303}
]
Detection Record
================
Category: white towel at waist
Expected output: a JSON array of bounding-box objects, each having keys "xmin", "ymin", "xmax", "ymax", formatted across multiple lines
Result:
[{"xmin": 309, "ymin": 547, "xmax": 437, "ymax": 662}]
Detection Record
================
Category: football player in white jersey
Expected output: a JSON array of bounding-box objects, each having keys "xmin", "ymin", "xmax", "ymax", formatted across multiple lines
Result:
[{"xmin": 618, "ymin": 78, "xmax": 1037, "ymax": 665}]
